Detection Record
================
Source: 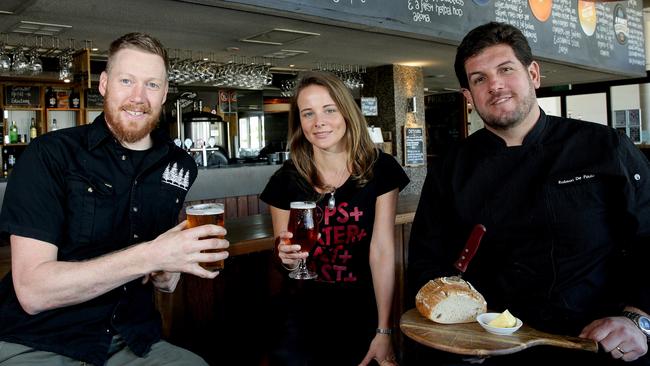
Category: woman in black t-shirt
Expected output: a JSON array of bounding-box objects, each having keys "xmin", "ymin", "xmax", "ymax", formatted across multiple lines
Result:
[{"xmin": 260, "ymin": 71, "xmax": 409, "ymax": 366}]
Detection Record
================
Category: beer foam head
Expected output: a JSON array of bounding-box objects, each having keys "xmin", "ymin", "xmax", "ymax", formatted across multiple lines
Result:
[
  {"xmin": 186, "ymin": 203, "xmax": 224, "ymax": 215},
  {"xmin": 290, "ymin": 201, "xmax": 316, "ymax": 209}
]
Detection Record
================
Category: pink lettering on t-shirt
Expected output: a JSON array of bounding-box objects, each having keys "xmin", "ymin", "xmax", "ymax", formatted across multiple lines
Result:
[
  {"xmin": 338, "ymin": 249, "xmax": 352, "ymax": 264},
  {"xmin": 320, "ymin": 264, "xmax": 333, "ymax": 282},
  {"xmin": 336, "ymin": 202, "xmax": 349, "ymax": 223},
  {"xmin": 320, "ymin": 226, "xmax": 332, "ymax": 246},
  {"xmin": 323, "ymin": 206, "xmax": 336, "ymax": 225},
  {"xmin": 332, "ymin": 265, "xmax": 347, "ymax": 281},
  {"xmin": 333, "ymin": 225, "xmax": 345, "ymax": 244},
  {"xmin": 349, "ymin": 206, "xmax": 363, "ymax": 222},
  {"xmin": 313, "ymin": 203, "xmax": 366, "ymax": 283}
]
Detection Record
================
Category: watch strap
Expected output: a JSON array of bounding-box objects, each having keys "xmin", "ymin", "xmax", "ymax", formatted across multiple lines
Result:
[{"xmin": 622, "ymin": 311, "xmax": 650, "ymax": 343}]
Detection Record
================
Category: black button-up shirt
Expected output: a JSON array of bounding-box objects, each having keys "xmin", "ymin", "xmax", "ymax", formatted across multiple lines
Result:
[
  {"xmin": 409, "ymin": 110, "xmax": 650, "ymax": 337},
  {"xmin": 0, "ymin": 114, "xmax": 197, "ymax": 365}
]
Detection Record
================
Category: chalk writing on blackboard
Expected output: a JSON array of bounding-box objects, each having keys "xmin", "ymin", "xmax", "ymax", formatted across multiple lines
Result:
[
  {"xmin": 404, "ymin": 126, "xmax": 425, "ymax": 166},
  {"xmin": 5, "ymin": 86, "xmax": 40, "ymax": 106},
  {"xmin": 228, "ymin": 0, "xmax": 645, "ymax": 77},
  {"xmin": 85, "ymin": 88, "xmax": 104, "ymax": 108},
  {"xmin": 361, "ymin": 97, "xmax": 378, "ymax": 116}
]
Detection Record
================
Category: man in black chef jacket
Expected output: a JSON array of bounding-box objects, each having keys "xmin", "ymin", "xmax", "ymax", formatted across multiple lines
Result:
[
  {"xmin": 0, "ymin": 33, "xmax": 228, "ymax": 365},
  {"xmin": 408, "ymin": 21, "xmax": 650, "ymax": 366}
]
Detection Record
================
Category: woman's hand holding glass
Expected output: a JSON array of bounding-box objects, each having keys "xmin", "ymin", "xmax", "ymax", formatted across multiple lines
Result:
[{"xmin": 276, "ymin": 231, "xmax": 309, "ymax": 271}]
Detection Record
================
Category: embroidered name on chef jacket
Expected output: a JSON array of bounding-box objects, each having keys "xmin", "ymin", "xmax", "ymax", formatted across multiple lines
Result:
[{"xmin": 557, "ymin": 173, "xmax": 596, "ymax": 185}]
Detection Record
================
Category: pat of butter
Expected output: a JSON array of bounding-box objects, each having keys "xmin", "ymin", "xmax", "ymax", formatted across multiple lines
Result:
[{"xmin": 488, "ymin": 309, "xmax": 517, "ymax": 328}]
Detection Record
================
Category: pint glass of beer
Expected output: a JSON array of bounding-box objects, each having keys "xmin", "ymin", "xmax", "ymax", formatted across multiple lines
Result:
[
  {"xmin": 288, "ymin": 201, "xmax": 319, "ymax": 280},
  {"xmin": 185, "ymin": 203, "xmax": 225, "ymax": 271}
]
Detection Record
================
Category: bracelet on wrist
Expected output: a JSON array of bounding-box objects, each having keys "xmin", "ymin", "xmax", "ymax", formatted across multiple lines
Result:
[
  {"xmin": 281, "ymin": 262, "xmax": 299, "ymax": 271},
  {"xmin": 376, "ymin": 327, "xmax": 393, "ymax": 335}
]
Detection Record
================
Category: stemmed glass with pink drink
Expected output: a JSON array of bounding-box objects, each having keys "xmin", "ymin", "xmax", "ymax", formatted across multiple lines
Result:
[{"xmin": 288, "ymin": 201, "xmax": 319, "ymax": 280}]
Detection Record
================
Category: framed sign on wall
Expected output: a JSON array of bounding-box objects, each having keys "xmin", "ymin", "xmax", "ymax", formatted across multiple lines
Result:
[{"xmin": 404, "ymin": 126, "xmax": 425, "ymax": 167}]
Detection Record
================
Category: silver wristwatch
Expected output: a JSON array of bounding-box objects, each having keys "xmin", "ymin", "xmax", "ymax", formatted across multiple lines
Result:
[{"xmin": 622, "ymin": 311, "xmax": 650, "ymax": 343}]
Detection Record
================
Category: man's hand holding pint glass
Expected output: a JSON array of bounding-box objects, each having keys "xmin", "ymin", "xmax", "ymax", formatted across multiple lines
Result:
[
  {"xmin": 143, "ymin": 203, "xmax": 228, "ymax": 287},
  {"xmin": 185, "ymin": 203, "xmax": 228, "ymax": 271}
]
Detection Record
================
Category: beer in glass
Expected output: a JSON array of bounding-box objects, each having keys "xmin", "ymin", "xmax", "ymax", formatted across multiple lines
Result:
[
  {"xmin": 288, "ymin": 201, "xmax": 319, "ymax": 280},
  {"xmin": 185, "ymin": 203, "xmax": 225, "ymax": 271}
]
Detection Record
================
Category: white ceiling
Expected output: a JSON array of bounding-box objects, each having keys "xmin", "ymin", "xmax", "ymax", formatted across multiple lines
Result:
[{"xmin": 0, "ymin": 0, "xmax": 647, "ymax": 93}]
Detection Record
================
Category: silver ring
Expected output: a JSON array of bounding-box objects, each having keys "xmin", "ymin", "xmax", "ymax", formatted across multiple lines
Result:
[{"xmin": 616, "ymin": 346, "xmax": 626, "ymax": 354}]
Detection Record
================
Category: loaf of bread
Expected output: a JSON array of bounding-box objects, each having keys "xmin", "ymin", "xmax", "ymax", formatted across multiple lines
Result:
[{"xmin": 415, "ymin": 277, "xmax": 487, "ymax": 324}]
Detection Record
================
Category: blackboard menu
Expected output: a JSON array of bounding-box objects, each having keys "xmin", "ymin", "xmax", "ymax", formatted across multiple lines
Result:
[
  {"xmin": 404, "ymin": 126, "xmax": 425, "ymax": 166},
  {"xmin": 216, "ymin": 0, "xmax": 645, "ymax": 77},
  {"xmin": 361, "ymin": 97, "xmax": 378, "ymax": 116},
  {"xmin": 4, "ymin": 86, "xmax": 40, "ymax": 107},
  {"xmin": 85, "ymin": 88, "xmax": 104, "ymax": 109}
]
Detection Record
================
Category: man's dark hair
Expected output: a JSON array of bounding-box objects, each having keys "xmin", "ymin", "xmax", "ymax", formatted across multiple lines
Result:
[
  {"xmin": 106, "ymin": 32, "xmax": 168, "ymax": 77},
  {"xmin": 454, "ymin": 22, "xmax": 533, "ymax": 89}
]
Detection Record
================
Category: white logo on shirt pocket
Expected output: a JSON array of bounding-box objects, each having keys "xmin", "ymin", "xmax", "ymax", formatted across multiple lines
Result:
[{"xmin": 161, "ymin": 162, "xmax": 190, "ymax": 191}]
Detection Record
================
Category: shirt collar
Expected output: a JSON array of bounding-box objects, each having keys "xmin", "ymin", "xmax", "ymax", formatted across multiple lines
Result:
[
  {"xmin": 477, "ymin": 107, "xmax": 548, "ymax": 150},
  {"xmin": 521, "ymin": 108, "xmax": 547, "ymax": 145},
  {"xmin": 87, "ymin": 113, "xmax": 113, "ymax": 150}
]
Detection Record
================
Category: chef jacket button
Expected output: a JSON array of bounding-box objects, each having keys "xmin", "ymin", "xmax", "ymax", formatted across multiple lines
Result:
[
  {"xmin": 106, "ymin": 328, "xmax": 111, "ymax": 334},
  {"xmin": 176, "ymin": 198, "xmax": 180, "ymax": 203},
  {"xmin": 123, "ymin": 285, "xmax": 127, "ymax": 291},
  {"xmin": 87, "ymin": 187, "xmax": 93, "ymax": 193},
  {"xmin": 634, "ymin": 173, "xmax": 641, "ymax": 181},
  {"xmin": 133, "ymin": 207, "xmax": 138, "ymax": 212},
  {"xmin": 133, "ymin": 234, "xmax": 139, "ymax": 239},
  {"xmin": 122, "ymin": 155, "xmax": 127, "ymax": 161}
]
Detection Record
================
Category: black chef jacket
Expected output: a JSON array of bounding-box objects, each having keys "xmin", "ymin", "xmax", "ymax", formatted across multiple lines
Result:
[
  {"xmin": 408, "ymin": 110, "xmax": 650, "ymax": 336},
  {"xmin": 0, "ymin": 113, "xmax": 197, "ymax": 366}
]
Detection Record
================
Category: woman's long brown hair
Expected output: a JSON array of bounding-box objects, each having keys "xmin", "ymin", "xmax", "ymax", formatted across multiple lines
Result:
[{"xmin": 288, "ymin": 71, "xmax": 377, "ymax": 191}]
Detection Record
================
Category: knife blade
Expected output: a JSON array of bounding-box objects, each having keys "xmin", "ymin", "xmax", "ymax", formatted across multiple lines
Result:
[{"xmin": 454, "ymin": 224, "xmax": 486, "ymax": 275}]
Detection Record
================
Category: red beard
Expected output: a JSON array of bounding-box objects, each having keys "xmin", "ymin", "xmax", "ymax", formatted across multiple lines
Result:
[{"xmin": 104, "ymin": 97, "xmax": 160, "ymax": 144}]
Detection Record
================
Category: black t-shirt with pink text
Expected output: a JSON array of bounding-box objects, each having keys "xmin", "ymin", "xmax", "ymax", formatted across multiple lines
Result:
[{"xmin": 261, "ymin": 151, "xmax": 409, "ymax": 287}]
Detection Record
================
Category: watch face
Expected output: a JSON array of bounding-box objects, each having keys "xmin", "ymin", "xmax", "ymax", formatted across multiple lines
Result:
[{"xmin": 640, "ymin": 316, "xmax": 650, "ymax": 332}]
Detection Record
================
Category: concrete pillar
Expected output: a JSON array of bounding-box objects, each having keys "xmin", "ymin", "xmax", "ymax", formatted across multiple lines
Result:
[
  {"xmin": 363, "ymin": 64, "xmax": 426, "ymax": 195},
  {"xmin": 639, "ymin": 83, "xmax": 650, "ymax": 143},
  {"xmin": 642, "ymin": 6, "xmax": 650, "ymax": 144}
]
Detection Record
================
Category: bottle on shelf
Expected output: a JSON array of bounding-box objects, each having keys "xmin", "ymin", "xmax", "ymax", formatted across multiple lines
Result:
[
  {"xmin": 29, "ymin": 118, "xmax": 38, "ymax": 141},
  {"xmin": 1, "ymin": 148, "xmax": 4, "ymax": 178},
  {"xmin": 69, "ymin": 90, "xmax": 80, "ymax": 109},
  {"xmin": 9, "ymin": 120, "xmax": 18, "ymax": 144},
  {"xmin": 51, "ymin": 118, "xmax": 58, "ymax": 131},
  {"xmin": 7, "ymin": 153, "xmax": 15, "ymax": 176},
  {"xmin": 2, "ymin": 110, "xmax": 7, "ymax": 132},
  {"xmin": 46, "ymin": 87, "xmax": 57, "ymax": 108}
]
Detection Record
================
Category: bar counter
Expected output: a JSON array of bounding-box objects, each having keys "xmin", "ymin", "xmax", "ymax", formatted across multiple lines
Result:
[{"xmin": 227, "ymin": 194, "xmax": 418, "ymax": 256}]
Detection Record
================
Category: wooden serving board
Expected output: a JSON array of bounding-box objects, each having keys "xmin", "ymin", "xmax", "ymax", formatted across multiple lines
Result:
[{"xmin": 400, "ymin": 308, "xmax": 598, "ymax": 357}]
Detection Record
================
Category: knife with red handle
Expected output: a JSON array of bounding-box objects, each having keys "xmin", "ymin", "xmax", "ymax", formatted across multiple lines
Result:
[{"xmin": 454, "ymin": 224, "xmax": 486, "ymax": 274}]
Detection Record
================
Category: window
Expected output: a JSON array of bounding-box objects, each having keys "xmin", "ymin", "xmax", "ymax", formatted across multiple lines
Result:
[{"xmin": 238, "ymin": 114, "xmax": 265, "ymax": 156}]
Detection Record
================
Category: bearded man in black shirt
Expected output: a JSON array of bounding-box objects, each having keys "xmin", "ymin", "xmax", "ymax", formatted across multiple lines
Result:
[
  {"xmin": 408, "ymin": 22, "xmax": 650, "ymax": 365},
  {"xmin": 0, "ymin": 33, "xmax": 228, "ymax": 365}
]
